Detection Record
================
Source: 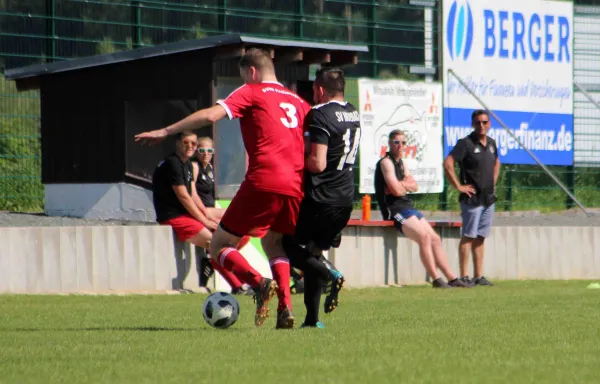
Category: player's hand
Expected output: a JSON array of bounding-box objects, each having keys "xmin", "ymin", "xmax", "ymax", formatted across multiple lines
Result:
[
  {"xmin": 134, "ymin": 128, "xmax": 168, "ymax": 145},
  {"xmin": 459, "ymin": 184, "xmax": 476, "ymax": 197}
]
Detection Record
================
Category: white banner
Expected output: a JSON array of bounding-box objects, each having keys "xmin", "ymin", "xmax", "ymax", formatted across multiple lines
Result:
[
  {"xmin": 442, "ymin": 0, "xmax": 574, "ymax": 166},
  {"xmin": 358, "ymin": 79, "xmax": 444, "ymax": 194}
]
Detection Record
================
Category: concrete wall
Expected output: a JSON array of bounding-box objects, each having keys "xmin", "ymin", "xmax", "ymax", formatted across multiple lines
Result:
[
  {"xmin": 329, "ymin": 226, "xmax": 600, "ymax": 287},
  {"xmin": 0, "ymin": 225, "xmax": 271, "ymax": 294},
  {"xmin": 1, "ymin": 224, "xmax": 599, "ymax": 294},
  {"xmin": 45, "ymin": 183, "xmax": 156, "ymax": 222},
  {"xmin": 0, "ymin": 225, "xmax": 176, "ymax": 293}
]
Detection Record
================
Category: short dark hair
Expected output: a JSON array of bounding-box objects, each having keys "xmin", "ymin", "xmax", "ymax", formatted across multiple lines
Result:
[
  {"xmin": 238, "ymin": 48, "xmax": 274, "ymax": 72},
  {"xmin": 388, "ymin": 129, "xmax": 405, "ymax": 141},
  {"xmin": 175, "ymin": 131, "xmax": 197, "ymax": 141},
  {"xmin": 315, "ymin": 67, "xmax": 345, "ymax": 96},
  {"xmin": 471, "ymin": 109, "xmax": 489, "ymax": 122}
]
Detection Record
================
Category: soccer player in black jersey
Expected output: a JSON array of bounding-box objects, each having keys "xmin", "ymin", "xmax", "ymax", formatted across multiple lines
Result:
[{"xmin": 283, "ymin": 67, "xmax": 361, "ymax": 328}]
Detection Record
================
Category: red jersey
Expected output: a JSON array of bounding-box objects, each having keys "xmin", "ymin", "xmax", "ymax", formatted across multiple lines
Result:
[{"xmin": 217, "ymin": 82, "xmax": 310, "ymax": 198}]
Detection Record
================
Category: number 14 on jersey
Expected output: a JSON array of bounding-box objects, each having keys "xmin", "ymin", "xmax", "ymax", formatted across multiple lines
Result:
[{"xmin": 338, "ymin": 128, "xmax": 361, "ymax": 170}]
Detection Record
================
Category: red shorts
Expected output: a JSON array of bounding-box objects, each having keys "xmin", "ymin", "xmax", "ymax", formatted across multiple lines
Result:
[
  {"xmin": 220, "ymin": 182, "xmax": 302, "ymax": 238},
  {"xmin": 159, "ymin": 214, "xmax": 206, "ymax": 242}
]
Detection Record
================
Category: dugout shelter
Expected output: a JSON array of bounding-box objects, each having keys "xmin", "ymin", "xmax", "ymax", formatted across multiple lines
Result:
[{"xmin": 5, "ymin": 33, "xmax": 368, "ymax": 220}]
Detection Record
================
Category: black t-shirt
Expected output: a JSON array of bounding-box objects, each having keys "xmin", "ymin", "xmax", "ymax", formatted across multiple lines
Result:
[
  {"xmin": 152, "ymin": 153, "xmax": 194, "ymax": 222},
  {"xmin": 374, "ymin": 153, "xmax": 414, "ymax": 217},
  {"xmin": 304, "ymin": 101, "xmax": 361, "ymax": 206},
  {"xmin": 449, "ymin": 132, "xmax": 498, "ymax": 206},
  {"xmin": 195, "ymin": 162, "xmax": 215, "ymax": 208}
]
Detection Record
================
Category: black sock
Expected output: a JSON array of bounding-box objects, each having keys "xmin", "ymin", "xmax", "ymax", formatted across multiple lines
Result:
[
  {"xmin": 283, "ymin": 236, "xmax": 331, "ymax": 281},
  {"xmin": 305, "ymin": 256, "xmax": 332, "ymax": 281},
  {"xmin": 196, "ymin": 247, "xmax": 213, "ymax": 287},
  {"xmin": 303, "ymin": 269, "xmax": 325, "ymax": 326}
]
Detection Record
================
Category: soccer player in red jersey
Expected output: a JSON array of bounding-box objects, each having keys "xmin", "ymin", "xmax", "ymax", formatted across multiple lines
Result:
[{"xmin": 135, "ymin": 48, "xmax": 310, "ymax": 329}]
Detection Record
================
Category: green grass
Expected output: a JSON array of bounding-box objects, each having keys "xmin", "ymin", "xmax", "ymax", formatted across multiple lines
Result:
[{"xmin": 1, "ymin": 281, "xmax": 600, "ymax": 383}]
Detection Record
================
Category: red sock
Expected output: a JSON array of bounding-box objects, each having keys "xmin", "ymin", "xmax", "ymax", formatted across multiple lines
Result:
[
  {"xmin": 236, "ymin": 236, "xmax": 251, "ymax": 250},
  {"xmin": 210, "ymin": 258, "xmax": 243, "ymax": 290},
  {"xmin": 218, "ymin": 248, "xmax": 262, "ymax": 287},
  {"xmin": 270, "ymin": 257, "xmax": 292, "ymax": 312}
]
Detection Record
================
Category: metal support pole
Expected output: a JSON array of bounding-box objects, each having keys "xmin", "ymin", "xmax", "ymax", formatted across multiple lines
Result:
[
  {"xmin": 131, "ymin": 0, "xmax": 142, "ymax": 48},
  {"xmin": 368, "ymin": 0, "xmax": 377, "ymax": 77},
  {"xmin": 295, "ymin": 0, "xmax": 303, "ymax": 39},
  {"xmin": 218, "ymin": 0, "xmax": 227, "ymax": 33},
  {"xmin": 45, "ymin": 0, "xmax": 56, "ymax": 62},
  {"xmin": 574, "ymin": 82, "xmax": 600, "ymax": 111}
]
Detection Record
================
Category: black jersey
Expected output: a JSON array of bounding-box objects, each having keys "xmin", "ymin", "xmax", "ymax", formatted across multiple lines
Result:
[
  {"xmin": 304, "ymin": 100, "xmax": 361, "ymax": 206},
  {"xmin": 374, "ymin": 153, "xmax": 414, "ymax": 217},
  {"xmin": 152, "ymin": 153, "xmax": 194, "ymax": 222},
  {"xmin": 449, "ymin": 132, "xmax": 498, "ymax": 207},
  {"xmin": 195, "ymin": 162, "xmax": 215, "ymax": 208}
]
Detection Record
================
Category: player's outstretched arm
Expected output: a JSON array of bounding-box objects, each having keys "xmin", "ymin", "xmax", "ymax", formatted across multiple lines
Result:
[
  {"xmin": 381, "ymin": 158, "xmax": 407, "ymax": 197},
  {"xmin": 134, "ymin": 105, "xmax": 227, "ymax": 145}
]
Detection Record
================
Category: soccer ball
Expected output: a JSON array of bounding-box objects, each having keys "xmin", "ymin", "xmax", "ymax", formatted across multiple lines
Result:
[{"xmin": 202, "ymin": 292, "xmax": 240, "ymax": 329}]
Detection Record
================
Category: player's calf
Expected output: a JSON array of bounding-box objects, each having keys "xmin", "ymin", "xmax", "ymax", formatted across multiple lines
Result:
[{"xmin": 262, "ymin": 231, "xmax": 293, "ymax": 313}]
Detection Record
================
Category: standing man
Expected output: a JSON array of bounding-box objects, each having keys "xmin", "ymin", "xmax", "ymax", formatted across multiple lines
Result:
[
  {"xmin": 136, "ymin": 48, "xmax": 310, "ymax": 329},
  {"xmin": 443, "ymin": 109, "xmax": 500, "ymax": 286},
  {"xmin": 375, "ymin": 130, "xmax": 470, "ymax": 288},
  {"xmin": 283, "ymin": 67, "xmax": 359, "ymax": 328}
]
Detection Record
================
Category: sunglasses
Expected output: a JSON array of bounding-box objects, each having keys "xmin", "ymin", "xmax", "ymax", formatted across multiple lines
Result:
[
  {"xmin": 393, "ymin": 140, "xmax": 407, "ymax": 145},
  {"xmin": 181, "ymin": 140, "xmax": 197, "ymax": 147},
  {"xmin": 197, "ymin": 148, "xmax": 214, "ymax": 154},
  {"xmin": 474, "ymin": 120, "xmax": 489, "ymax": 125}
]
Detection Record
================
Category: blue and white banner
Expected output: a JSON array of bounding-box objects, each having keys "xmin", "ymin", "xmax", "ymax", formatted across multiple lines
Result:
[{"xmin": 442, "ymin": 0, "xmax": 574, "ymax": 166}]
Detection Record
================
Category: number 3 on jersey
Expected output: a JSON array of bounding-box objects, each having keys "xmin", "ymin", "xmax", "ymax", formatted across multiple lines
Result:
[
  {"xmin": 279, "ymin": 102, "xmax": 298, "ymax": 128},
  {"xmin": 338, "ymin": 128, "xmax": 361, "ymax": 170}
]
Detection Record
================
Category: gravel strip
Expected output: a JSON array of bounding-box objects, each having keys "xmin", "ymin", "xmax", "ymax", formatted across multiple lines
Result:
[{"xmin": 2, "ymin": 209, "xmax": 600, "ymax": 228}]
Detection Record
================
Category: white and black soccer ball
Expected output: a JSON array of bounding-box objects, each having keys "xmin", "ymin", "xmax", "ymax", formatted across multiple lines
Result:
[{"xmin": 202, "ymin": 292, "xmax": 240, "ymax": 329}]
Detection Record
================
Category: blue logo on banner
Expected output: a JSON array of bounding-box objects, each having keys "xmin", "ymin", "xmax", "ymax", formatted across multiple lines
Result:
[{"xmin": 446, "ymin": 1, "xmax": 474, "ymax": 61}]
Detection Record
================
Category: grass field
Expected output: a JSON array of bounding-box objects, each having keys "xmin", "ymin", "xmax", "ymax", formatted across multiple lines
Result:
[{"xmin": 1, "ymin": 281, "xmax": 600, "ymax": 384}]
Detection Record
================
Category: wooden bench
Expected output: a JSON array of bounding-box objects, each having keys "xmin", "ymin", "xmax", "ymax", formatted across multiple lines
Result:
[{"xmin": 347, "ymin": 219, "xmax": 462, "ymax": 228}]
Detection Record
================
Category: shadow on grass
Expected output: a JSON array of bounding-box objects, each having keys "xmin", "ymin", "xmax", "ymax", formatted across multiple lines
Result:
[{"xmin": 2, "ymin": 326, "xmax": 212, "ymax": 332}]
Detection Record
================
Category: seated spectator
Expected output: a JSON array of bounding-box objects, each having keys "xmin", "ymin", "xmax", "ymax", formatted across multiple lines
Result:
[
  {"xmin": 152, "ymin": 131, "xmax": 250, "ymax": 294},
  {"xmin": 193, "ymin": 136, "xmax": 252, "ymax": 295},
  {"xmin": 374, "ymin": 129, "xmax": 470, "ymax": 289}
]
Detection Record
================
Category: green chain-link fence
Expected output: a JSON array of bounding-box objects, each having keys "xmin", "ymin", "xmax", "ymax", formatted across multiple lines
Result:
[{"xmin": 1, "ymin": 0, "xmax": 599, "ymax": 213}]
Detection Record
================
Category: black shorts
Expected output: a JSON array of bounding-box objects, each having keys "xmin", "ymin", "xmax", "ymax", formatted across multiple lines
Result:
[{"xmin": 293, "ymin": 199, "xmax": 353, "ymax": 251}]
